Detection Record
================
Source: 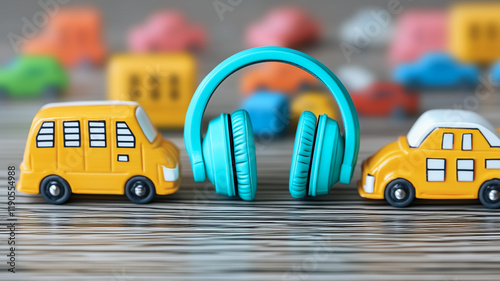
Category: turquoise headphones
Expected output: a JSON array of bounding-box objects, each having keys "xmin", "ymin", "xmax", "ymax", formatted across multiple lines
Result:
[{"xmin": 184, "ymin": 47, "xmax": 360, "ymax": 201}]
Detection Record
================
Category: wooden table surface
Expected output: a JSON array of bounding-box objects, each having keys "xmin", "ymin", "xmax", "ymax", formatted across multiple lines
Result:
[{"xmin": 1, "ymin": 99, "xmax": 500, "ymax": 281}]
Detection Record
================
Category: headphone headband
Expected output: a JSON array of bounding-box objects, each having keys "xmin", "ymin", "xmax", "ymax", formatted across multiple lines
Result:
[{"xmin": 184, "ymin": 47, "xmax": 360, "ymax": 184}]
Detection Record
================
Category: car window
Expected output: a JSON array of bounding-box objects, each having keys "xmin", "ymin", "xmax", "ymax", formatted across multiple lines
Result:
[
  {"xmin": 442, "ymin": 133, "xmax": 454, "ymax": 149},
  {"xmin": 373, "ymin": 90, "xmax": 393, "ymax": 99},
  {"xmin": 24, "ymin": 65, "xmax": 43, "ymax": 76},
  {"xmin": 462, "ymin": 133, "xmax": 472, "ymax": 150},
  {"xmin": 2, "ymin": 58, "xmax": 19, "ymax": 69}
]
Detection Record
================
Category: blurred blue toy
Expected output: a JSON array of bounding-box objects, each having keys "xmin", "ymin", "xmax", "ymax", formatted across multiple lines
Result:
[
  {"xmin": 393, "ymin": 53, "xmax": 479, "ymax": 89},
  {"xmin": 242, "ymin": 91, "xmax": 289, "ymax": 137},
  {"xmin": 491, "ymin": 61, "xmax": 500, "ymax": 84}
]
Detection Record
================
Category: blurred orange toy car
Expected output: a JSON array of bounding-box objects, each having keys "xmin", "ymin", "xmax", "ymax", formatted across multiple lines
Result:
[
  {"xmin": 351, "ymin": 82, "xmax": 419, "ymax": 117},
  {"xmin": 241, "ymin": 62, "xmax": 319, "ymax": 96},
  {"xmin": 128, "ymin": 10, "xmax": 206, "ymax": 52},
  {"xmin": 246, "ymin": 6, "xmax": 320, "ymax": 48},
  {"xmin": 388, "ymin": 10, "xmax": 447, "ymax": 67},
  {"xmin": 22, "ymin": 7, "xmax": 106, "ymax": 68}
]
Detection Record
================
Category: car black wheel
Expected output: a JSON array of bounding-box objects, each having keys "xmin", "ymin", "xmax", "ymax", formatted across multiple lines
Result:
[
  {"xmin": 391, "ymin": 106, "xmax": 406, "ymax": 119},
  {"xmin": 479, "ymin": 179, "xmax": 500, "ymax": 209},
  {"xmin": 0, "ymin": 87, "xmax": 8, "ymax": 100},
  {"xmin": 43, "ymin": 85, "xmax": 62, "ymax": 99},
  {"xmin": 125, "ymin": 176, "xmax": 156, "ymax": 204},
  {"xmin": 384, "ymin": 178, "xmax": 415, "ymax": 208},
  {"xmin": 40, "ymin": 175, "xmax": 72, "ymax": 205}
]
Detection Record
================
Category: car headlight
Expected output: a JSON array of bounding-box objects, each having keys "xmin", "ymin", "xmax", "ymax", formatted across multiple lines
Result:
[
  {"xmin": 363, "ymin": 174, "xmax": 375, "ymax": 193},
  {"xmin": 162, "ymin": 164, "xmax": 179, "ymax": 182}
]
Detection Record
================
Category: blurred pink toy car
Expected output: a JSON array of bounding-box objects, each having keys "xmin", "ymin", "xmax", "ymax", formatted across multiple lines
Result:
[
  {"xmin": 128, "ymin": 10, "xmax": 206, "ymax": 52},
  {"xmin": 388, "ymin": 10, "xmax": 447, "ymax": 67},
  {"xmin": 246, "ymin": 6, "xmax": 321, "ymax": 48}
]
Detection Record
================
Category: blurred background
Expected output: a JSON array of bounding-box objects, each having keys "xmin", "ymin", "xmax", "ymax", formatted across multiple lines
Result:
[
  {"xmin": 3, "ymin": 1, "xmax": 500, "ymax": 280},
  {"xmin": 2, "ymin": 0, "xmax": 500, "ymax": 133}
]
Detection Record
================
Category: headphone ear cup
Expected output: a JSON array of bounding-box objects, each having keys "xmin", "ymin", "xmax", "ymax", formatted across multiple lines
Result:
[
  {"xmin": 308, "ymin": 114, "xmax": 344, "ymax": 197},
  {"xmin": 202, "ymin": 113, "xmax": 236, "ymax": 197},
  {"xmin": 289, "ymin": 111, "xmax": 317, "ymax": 198},
  {"xmin": 230, "ymin": 109, "xmax": 257, "ymax": 201}
]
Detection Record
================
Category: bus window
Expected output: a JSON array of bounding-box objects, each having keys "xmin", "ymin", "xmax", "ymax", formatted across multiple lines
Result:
[
  {"xmin": 36, "ymin": 121, "xmax": 55, "ymax": 148},
  {"xmin": 129, "ymin": 74, "xmax": 140, "ymax": 100},
  {"xmin": 150, "ymin": 73, "xmax": 160, "ymax": 100},
  {"xmin": 63, "ymin": 121, "xmax": 81, "ymax": 147},
  {"xmin": 116, "ymin": 122, "xmax": 135, "ymax": 148},
  {"xmin": 170, "ymin": 74, "xmax": 179, "ymax": 100},
  {"xmin": 88, "ymin": 121, "xmax": 106, "ymax": 147},
  {"xmin": 136, "ymin": 106, "xmax": 158, "ymax": 143}
]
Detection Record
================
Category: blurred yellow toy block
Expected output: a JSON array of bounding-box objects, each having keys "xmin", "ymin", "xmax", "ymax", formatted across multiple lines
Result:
[
  {"xmin": 291, "ymin": 91, "xmax": 338, "ymax": 128},
  {"xmin": 107, "ymin": 53, "xmax": 196, "ymax": 128},
  {"xmin": 450, "ymin": 3, "xmax": 500, "ymax": 64}
]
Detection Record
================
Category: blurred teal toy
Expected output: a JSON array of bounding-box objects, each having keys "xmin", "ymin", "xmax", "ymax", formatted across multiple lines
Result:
[
  {"xmin": 0, "ymin": 56, "xmax": 68, "ymax": 99},
  {"xmin": 393, "ymin": 53, "xmax": 479, "ymax": 89},
  {"xmin": 242, "ymin": 91, "xmax": 290, "ymax": 137}
]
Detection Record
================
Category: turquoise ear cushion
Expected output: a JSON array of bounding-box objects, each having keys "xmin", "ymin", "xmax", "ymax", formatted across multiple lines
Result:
[
  {"xmin": 289, "ymin": 111, "xmax": 317, "ymax": 198},
  {"xmin": 230, "ymin": 109, "xmax": 257, "ymax": 201},
  {"xmin": 308, "ymin": 114, "xmax": 344, "ymax": 197},
  {"xmin": 202, "ymin": 113, "xmax": 236, "ymax": 197}
]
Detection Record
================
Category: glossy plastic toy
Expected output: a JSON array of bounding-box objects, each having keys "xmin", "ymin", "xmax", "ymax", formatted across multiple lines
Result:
[
  {"xmin": 0, "ymin": 56, "xmax": 68, "ymax": 99},
  {"xmin": 184, "ymin": 47, "xmax": 360, "ymax": 201},
  {"xmin": 450, "ymin": 3, "xmax": 500, "ymax": 64},
  {"xmin": 351, "ymin": 82, "xmax": 419, "ymax": 117},
  {"xmin": 246, "ymin": 6, "xmax": 320, "ymax": 48},
  {"xmin": 128, "ymin": 10, "xmax": 206, "ymax": 52},
  {"xmin": 339, "ymin": 8, "xmax": 393, "ymax": 48},
  {"xmin": 242, "ymin": 91, "xmax": 289, "ymax": 137},
  {"xmin": 337, "ymin": 65, "xmax": 376, "ymax": 92},
  {"xmin": 393, "ymin": 53, "xmax": 479, "ymax": 89},
  {"xmin": 241, "ymin": 62, "xmax": 318, "ymax": 96},
  {"xmin": 359, "ymin": 109, "xmax": 500, "ymax": 209},
  {"xmin": 291, "ymin": 91, "xmax": 338, "ymax": 127},
  {"xmin": 107, "ymin": 53, "xmax": 196, "ymax": 128},
  {"xmin": 17, "ymin": 101, "xmax": 180, "ymax": 204},
  {"xmin": 388, "ymin": 10, "xmax": 447, "ymax": 66},
  {"xmin": 491, "ymin": 61, "xmax": 500, "ymax": 84},
  {"xmin": 22, "ymin": 7, "xmax": 106, "ymax": 68}
]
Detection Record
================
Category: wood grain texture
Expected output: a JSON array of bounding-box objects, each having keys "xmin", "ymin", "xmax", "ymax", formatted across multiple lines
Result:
[{"xmin": 1, "ymin": 111, "xmax": 500, "ymax": 281}]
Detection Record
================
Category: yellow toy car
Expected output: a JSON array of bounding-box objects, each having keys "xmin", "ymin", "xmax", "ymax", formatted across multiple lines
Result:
[
  {"xmin": 291, "ymin": 91, "xmax": 338, "ymax": 127},
  {"xmin": 359, "ymin": 109, "xmax": 500, "ymax": 208},
  {"xmin": 17, "ymin": 101, "xmax": 180, "ymax": 204},
  {"xmin": 107, "ymin": 53, "xmax": 196, "ymax": 128}
]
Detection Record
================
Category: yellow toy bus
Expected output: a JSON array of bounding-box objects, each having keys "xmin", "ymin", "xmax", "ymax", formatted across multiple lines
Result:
[
  {"xmin": 107, "ymin": 53, "xmax": 196, "ymax": 128},
  {"xmin": 17, "ymin": 101, "xmax": 180, "ymax": 204},
  {"xmin": 449, "ymin": 3, "xmax": 500, "ymax": 64}
]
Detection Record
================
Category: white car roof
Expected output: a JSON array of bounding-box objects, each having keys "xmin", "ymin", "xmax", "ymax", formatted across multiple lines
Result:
[
  {"xmin": 407, "ymin": 109, "xmax": 500, "ymax": 147},
  {"xmin": 42, "ymin": 100, "xmax": 139, "ymax": 109}
]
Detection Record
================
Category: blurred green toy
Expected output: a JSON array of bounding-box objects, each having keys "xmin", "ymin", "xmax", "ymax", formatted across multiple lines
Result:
[{"xmin": 0, "ymin": 56, "xmax": 68, "ymax": 99}]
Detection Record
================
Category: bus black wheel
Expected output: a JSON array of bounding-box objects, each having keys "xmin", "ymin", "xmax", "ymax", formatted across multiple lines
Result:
[
  {"xmin": 40, "ymin": 175, "xmax": 72, "ymax": 205},
  {"xmin": 125, "ymin": 176, "xmax": 156, "ymax": 204}
]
